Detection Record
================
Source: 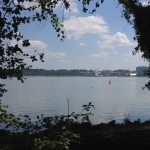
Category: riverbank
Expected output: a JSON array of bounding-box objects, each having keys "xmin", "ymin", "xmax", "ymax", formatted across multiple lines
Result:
[{"xmin": 1, "ymin": 119, "xmax": 150, "ymax": 150}]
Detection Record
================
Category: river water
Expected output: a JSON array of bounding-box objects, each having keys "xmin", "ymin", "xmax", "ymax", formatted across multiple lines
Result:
[{"xmin": 1, "ymin": 76, "xmax": 150, "ymax": 124}]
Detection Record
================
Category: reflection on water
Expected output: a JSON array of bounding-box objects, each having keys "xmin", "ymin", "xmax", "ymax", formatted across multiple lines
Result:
[{"xmin": 1, "ymin": 76, "xmax": 150, "ymax": 124}]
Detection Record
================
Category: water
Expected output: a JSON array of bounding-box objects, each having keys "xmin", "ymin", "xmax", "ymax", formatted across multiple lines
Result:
[{"xmin": 1, "ymin": 76, "xmax": 150, "ymax": 124}]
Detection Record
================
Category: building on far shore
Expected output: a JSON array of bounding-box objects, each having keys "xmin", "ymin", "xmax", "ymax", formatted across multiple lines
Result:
[
  {"xmin": 136, "ymin": 66, "xmax": 148, "ymax": 76},
  {"xmin": 130, "ymin": 73, "xmax": 136, "ymax": 76},
  {"xmin": 95, "ymin": 68, "xmax": 100, "ymax": 77},
  {"xmin": 101, "ymin": 70, "xmax": 111, "ymax": 76},
  {"xmin": 110, "ymin": 69, "xmax": 130, "ymax": 76}
]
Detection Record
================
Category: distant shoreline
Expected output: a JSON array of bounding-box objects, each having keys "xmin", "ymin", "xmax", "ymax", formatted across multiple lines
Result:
[
  {"xmin": 23, "ymin": 75, "xmax": 146, "ymax": 77},
  {"xmin": 22, "ymin": 68, "xmax": 147, "ymax": 77}
]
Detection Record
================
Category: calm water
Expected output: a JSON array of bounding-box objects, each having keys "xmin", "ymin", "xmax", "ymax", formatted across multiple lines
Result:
[{"xmin": 1, "ymin": 76, "xmax": 150, "ymax": 124}]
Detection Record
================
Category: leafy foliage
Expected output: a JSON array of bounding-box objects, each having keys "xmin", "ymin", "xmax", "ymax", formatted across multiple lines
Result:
[
  {"xmin": 78, "ymin": 0, "xmax": 104, "ymax": 13},
  {"xmin": 33, "ymin": 102, "xmax": 93, "ymax": 150},
  {"xmin": 0, "ymin": 0, "xmax": 71, "ymax": 104},
  {"xmin": 0, "ymin": 0, "xmax": 70, "ymax": 123},
  {"xmin": 118, "ymin": 0, "xmax": 150, "ymax": 89},
  {"xmin": 0, "ymin": 102, "xmax": 93, "ymax": 150},
  {"xmin": 34, "ymin": 131, "xmax": 80, "ymax": 150}
]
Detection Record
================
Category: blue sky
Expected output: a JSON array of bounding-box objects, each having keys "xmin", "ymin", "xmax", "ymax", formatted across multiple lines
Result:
[{"xmin": 18, "ymin": 0, "xmax": 149, "ymax": 71}]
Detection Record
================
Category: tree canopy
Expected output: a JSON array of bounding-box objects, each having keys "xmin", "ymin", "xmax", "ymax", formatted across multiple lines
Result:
[
  {"xmin": 0, "ymin": 0, "xmax": 150, "ymax": 95},
  {"xmin": 0, "ymin": 0, "xmax": 68, "ymax": 96},
  {"xmin": 118, "ymin": 0, "xmax": 150, "ymax": 88}
]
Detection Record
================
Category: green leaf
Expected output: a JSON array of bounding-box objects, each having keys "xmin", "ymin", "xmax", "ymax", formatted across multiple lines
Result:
[{"xmin": 60, "ymin": 24, "xmax": 64, "ymax": 27}]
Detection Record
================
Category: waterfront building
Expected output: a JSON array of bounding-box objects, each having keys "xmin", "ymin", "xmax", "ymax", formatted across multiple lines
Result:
[
  {"xmin": 130, "ymin": 73, "xmax": 136, "ymax": 76},
  {"xmin": 110, "ymin": 69, "xmax": 130, "ymax": 76},
  {"xmin": 101, "ymin": 70, "xmax": 111, "ymax": 76},
  {"xmin": 136, "ymin": 66, "xmax": 148, "ymax": 76},
  {"xmin": 95, "ymin": 68, "xmax": 100, "ymax": 77}
]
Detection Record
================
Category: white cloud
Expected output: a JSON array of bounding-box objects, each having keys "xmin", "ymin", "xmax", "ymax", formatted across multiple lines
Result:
[
  {"xmin": 123, "ymin": 51, "xmax": 148, "ymax": 69},
  {"xmin": 11, "ymin": 40, "xmax": 66, "ymax": 60},
  {"xmin": 54, "ymin": 0, "xmax": 78, "ymax": 19},
  {"xmin": 14, "ymin": 0, "xmax": 39, "ymax": 8},
  {"xmin": 22, "ymin": 1, "xmax": 39, "ymax": 8},
  {"xmin": 32, "ymin": 49, "xmax": 68, "ymax": 69},
  {"xmin": 98, "ymin": 32, "xmax": 135, "ymax": 49},
  {"xmin": 59, "ymin": 59, "xmax": 70, "ymax": 63},
  {"xmin": 11, "ymin": 40, "xmax": 47, "ymax": 49},
  {"xmin": 28, "ymin": 41, "xmax": 66, "ymax": 60},
  {"xmin": 64, "ymin": 16, "xmax": 109, "ymax": 39},
  {"xmin": 29, "ymin": 40, "xmax": 47, "ymax": 49},
  {"xmin": 46, "ymin": 51, "xmax": 66, "ymax": 59},
  {"xmin": 123, "ymin": 51, "xmax": 143, "ymax": 62},
  {"xmin": 90, "ymin": 51, "xmax": 110, "ymax": 60},
  {"xmin": 27, "ymin": 41, "xmax": 66, "ymax": 60},
  {"xmin": 79, "ymin": 42, "xmax": 85, "ymax": 47}
]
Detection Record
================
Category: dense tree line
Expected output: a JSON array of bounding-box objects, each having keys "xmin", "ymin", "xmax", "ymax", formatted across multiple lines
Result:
[{"xmin": 22, "ymin": 69, "xmax": 95, "ymax": 76}]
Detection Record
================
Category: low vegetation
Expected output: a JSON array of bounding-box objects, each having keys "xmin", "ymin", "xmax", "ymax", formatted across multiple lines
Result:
[{"xmin": 1, "ymin": 102, "xmax": 150, "ymax": 150}]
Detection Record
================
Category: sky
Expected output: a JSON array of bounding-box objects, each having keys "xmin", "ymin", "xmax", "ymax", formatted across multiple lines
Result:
[{"xmin": 19, "ymin": 0, "xmax": 149, "ymax": 71}]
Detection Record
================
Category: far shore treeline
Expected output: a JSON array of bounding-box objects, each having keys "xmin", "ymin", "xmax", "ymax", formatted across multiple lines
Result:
[
  {"xmin": 22, "ymin": 68, "xmax": 141, "ymax": 77},
  {"xmin": 23, "ymin": 68, "xmax": 95, "ymax": 76}
]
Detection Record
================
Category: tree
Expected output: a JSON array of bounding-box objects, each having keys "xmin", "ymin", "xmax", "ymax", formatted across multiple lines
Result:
[
  {"xmin": 0, "ymin": 0, "xmax": 69, "ymax": 97},
  {"xmin": 117, "ymin": 0, "xmax": 150, "ymax": 89},
  {"xmin": 0, "ymin": 0, "xmax": 72, "ymax": 124}
]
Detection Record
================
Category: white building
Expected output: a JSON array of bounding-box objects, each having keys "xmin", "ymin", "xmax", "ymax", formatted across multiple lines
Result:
[
  {"xmin": 130, "ymin": 73, "xmax": 136, "ymax": 76},
  {"xmin": 95, "ymin": 68, "xmax": 99, "ymax": 77}
]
